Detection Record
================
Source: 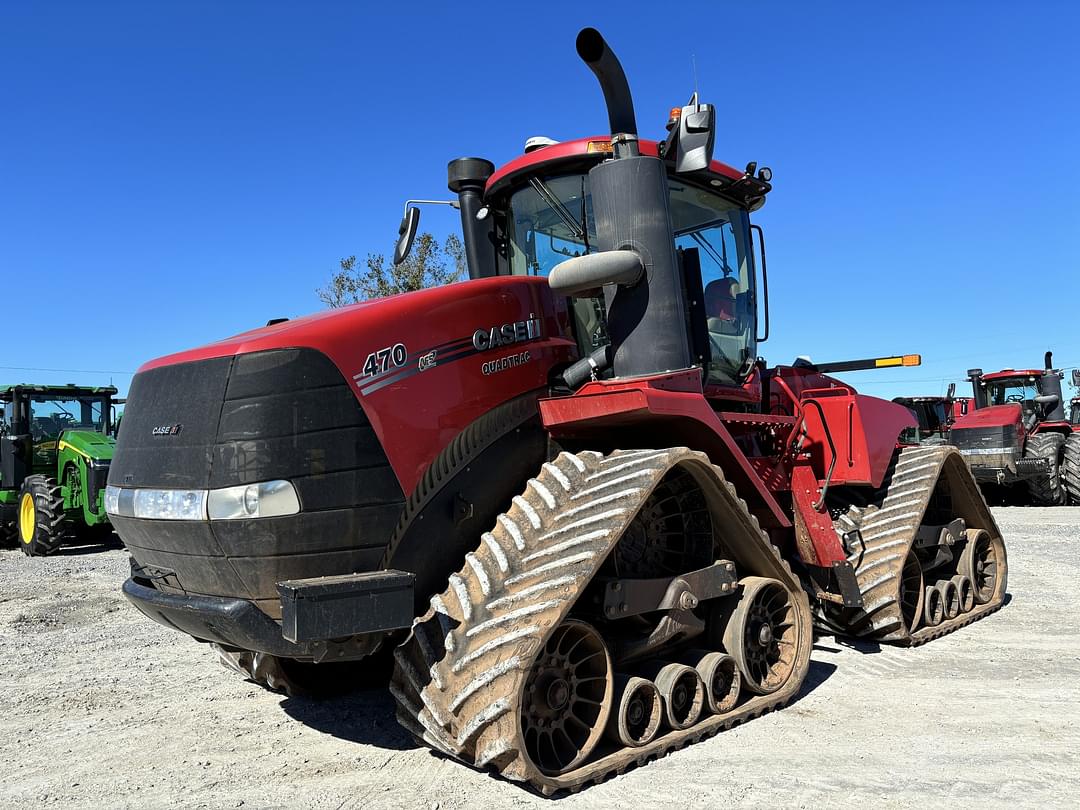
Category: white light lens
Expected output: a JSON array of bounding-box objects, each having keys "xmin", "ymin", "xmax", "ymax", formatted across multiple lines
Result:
[
  {"xmin": 105, "ymin": 485, "xmax": 120, "ymax": 515},
  {"xmin": 133, "ymin": 488, "xmax": 207, "ymax": 520},
  {"xmin": 207, "ymin": 480, "xmax": 300, "ymax": 520}
]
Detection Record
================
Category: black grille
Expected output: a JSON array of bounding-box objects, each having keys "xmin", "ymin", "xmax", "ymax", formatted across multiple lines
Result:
[{"xmin": 109, "ymin": 348, "xmax": 406, "ymax": 607}]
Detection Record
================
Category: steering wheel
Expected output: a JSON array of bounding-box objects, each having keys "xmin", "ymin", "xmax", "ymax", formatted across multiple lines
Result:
[{"xmin": 1006, "ymin": 394, "xmax": 1024, "ymax": 403}]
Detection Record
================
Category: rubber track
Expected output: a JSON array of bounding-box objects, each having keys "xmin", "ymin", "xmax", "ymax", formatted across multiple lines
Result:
[
  {"xmin": 1025, "ymin": 432, "xmax": 1066, "ymax": 506},
  {"xmin": 823, "ymin": 445, "xmax": 1008, "ymax": 646},
  {"xmin": 1062, "ymin": 433, "xmax": 1080, "ymax": 505},
  {"xmin": 391, "ymin": 447, "xmax": 812, "ymax": 794}
]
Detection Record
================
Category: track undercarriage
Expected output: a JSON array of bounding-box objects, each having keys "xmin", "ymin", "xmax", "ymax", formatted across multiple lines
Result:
[
  {"xmin": 823, "ymin": 445, "xmax": 1008, "ymax": 645},
  {"xmin": 391, "ymin": 448, "xmax": 813, "ymax": 794}
]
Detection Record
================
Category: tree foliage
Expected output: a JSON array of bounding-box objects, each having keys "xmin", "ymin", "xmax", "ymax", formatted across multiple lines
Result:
[{"xmin": 317, "ymin": 232, "xmax": 465, "ymax": 307}]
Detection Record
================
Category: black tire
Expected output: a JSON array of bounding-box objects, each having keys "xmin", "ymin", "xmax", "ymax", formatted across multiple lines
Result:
[
  {"xmin": 1024, "ymin": 433, "xmax": 1067, "ymax": 506},
  {"xmin": 16, "ymin": 475, "xmax": 66, "ymax": 556},
  {"xmin": 1, "ymin": 521, "xmax": 18, "ymax": 549},
  {"xmin": 1063, "ymin": 433, "xmax": 1080, "ymax": 505}
]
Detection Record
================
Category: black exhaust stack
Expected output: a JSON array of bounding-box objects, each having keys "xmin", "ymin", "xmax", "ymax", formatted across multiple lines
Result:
[
  {"xmin": 550, "ymin": 29, "xmax": 693, "ymax": 380},
  {"xmin": 448, "ymin": 157, "xmax": 496, "ymax": 279},
  {"xmin": 575, "ymin": 29, "xmax": 639, "ymax": 158},
  {"xmin": 1038, "ymin": 350, "xmax": 1066, "ymax": 422}
]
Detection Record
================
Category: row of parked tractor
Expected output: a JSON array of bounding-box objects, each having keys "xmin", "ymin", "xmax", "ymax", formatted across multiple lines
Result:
[
  {"xmin": 895, "ymin": 355, "xmax": 1080, "ymax": 506},
  {"xmin": 0, "ymin": 27, "xmax": 1066, "ymax": 796}
]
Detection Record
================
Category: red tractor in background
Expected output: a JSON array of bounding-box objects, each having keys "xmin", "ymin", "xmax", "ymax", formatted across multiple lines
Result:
[
  {"xmin": 950, "ymin": 354, "xmax": 1080, "ymax": 505},
  {"xmin": 893, "ymin": 383, "xmax": 972, "ymax": 446},
  {"xmin": 105, "ymin": 29, "xmax": 1008, "ymax": 793}
]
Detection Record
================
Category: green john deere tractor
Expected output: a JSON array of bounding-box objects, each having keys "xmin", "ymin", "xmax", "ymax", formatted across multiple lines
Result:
[{"xmin": 0, "ymin": 384, "xmax": 117, "ymax": 555}]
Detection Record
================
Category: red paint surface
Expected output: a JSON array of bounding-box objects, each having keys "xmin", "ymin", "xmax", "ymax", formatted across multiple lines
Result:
[
  {"xmin": 485, "ymin": 137, "xmax": 745, "ymax": 197},
  {"xmin": 140, "ymin": 276, "xmax": 577, "ymax": 495}
]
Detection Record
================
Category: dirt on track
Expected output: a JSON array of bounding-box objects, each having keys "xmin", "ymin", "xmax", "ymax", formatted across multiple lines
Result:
[{"xmin": 1, "ymin": 507, "xmax": 1077, "ymax": 809}]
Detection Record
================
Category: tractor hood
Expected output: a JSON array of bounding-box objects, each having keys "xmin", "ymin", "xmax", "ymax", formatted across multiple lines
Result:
[
  {"xmin": 58, "ymin": 429, "xmax": 115, "ymax": 462},
  {"xmin": 951, "ymin": 403, "xmax": 1023, "ymax": 432},
  {"xmin": 122, "ymin": 275, "xmax": 575, "ymax": 496}
]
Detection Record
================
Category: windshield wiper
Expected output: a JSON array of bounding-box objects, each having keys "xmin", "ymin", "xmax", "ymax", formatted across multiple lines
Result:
[
  {"xmin": 690, "ymin": 231, "xmax": 734, "ymax": 275},
  {"xmin": 529, "ymin": 177, "xmax": 586, "ymax": 242}
]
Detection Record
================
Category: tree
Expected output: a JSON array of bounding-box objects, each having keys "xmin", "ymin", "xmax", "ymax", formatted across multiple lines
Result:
[{"xmin": 317, "ymin": 232, "xmax": 465, "ymax": 307}]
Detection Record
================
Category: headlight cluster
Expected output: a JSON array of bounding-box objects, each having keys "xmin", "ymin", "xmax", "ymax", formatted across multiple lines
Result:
[{"xmin": 105, "ymin": 480, "xmax": 300, "ymax": 521}]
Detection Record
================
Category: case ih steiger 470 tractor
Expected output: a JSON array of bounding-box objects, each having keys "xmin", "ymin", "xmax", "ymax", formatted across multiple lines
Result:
[
  {"xmin": 1, "ymin": 384, "xmax": 117, "ymax": 554},
  {"xmin": 950, "ymin": 354, "xmax": 1080, "ymax": 505},
  {"xmin": 107, "ymin": 30, "xmax": 1008, "ymax": 793}
]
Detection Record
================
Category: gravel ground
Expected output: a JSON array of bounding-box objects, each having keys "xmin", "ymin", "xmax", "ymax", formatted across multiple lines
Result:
[{"xmin": 1, "ymin": 507, "xmax": 1077, "ymax": 809}]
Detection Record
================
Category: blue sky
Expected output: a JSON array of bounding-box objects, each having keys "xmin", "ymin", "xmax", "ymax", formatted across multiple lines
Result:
[{"xmin": 2, "ymin": 1, "xmax": 1078, "ymax": 401}]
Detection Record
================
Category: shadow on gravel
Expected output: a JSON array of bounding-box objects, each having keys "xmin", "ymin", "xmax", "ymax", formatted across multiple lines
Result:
[
  {"xmin": 54, "ymin": 532, "xmax": 125, "ymax": 556},
  {"xmin": 280, "ymin": 688, "xmax": 419, "ymax": 750},
  {"xmin": 794, "ymin": 659, "xmax": 837, "ymax": 701}
]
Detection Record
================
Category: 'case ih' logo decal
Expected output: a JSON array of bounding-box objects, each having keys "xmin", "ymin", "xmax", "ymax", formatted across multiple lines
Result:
[
  {"xmin": 151, "ymin": 424, "xmax": 183, "ymax": 436},
  {"xmin": 472, "ymin": 316, "xmax": 543, "ymax": 351},
  {"xmin": 353, "ymin": 316, "xmax": 544, "ymax": 398}
]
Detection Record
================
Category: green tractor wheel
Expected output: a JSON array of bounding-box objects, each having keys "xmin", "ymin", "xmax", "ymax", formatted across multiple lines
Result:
[{"xmin": 17, "ymin": 475, "xmax": 66, "ymax": 557}]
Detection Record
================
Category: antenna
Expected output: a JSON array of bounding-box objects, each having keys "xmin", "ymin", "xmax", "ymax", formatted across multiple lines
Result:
[{"xmin": 691, "ymin": 54, "xmax": 698, "ymax": 99}]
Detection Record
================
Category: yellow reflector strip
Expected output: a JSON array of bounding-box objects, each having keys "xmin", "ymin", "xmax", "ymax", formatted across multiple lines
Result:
[
  {"xmin": 875, "ymin": 357, "xmax": 903, "ymax": 368},
  {"xmin": 587, "ymin": 140, "xmax": 613, "ymax": 153},
  {"xmin": 903, "ymin": 354, "xmax": 922, "ymax": 366}
]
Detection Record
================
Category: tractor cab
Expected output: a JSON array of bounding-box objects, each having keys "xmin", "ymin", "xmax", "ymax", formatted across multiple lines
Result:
[
  {"xmin": 1, "ymin": 384, "xmax": 117, "ymax": 554},
  {"xmin": 396, "ymin": 134, "xmax": 771, "ymax": 402}
]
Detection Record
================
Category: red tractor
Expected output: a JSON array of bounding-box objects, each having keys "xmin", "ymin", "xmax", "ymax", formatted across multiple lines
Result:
[
  {"xmin": 106, "ymin": 30, "xmax": 1007, "ymax": 793},
  {"xmin": 893, "ymin": 383, "xmax": 972, "ymax": 446},
  {"xmin": 950, "ymin": 353, "xmax": 1080, "ymax": 505}
]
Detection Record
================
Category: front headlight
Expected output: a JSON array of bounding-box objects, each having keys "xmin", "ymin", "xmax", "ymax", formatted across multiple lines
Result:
[
  {"xmin": 105, "ymin": 485, "xmax": 121, "ymax": 515},
  {"xmin": 133, "ymin": 488, "xmax": 207, "ymax": 520},
  {"xmin": 106, "ymin": 481, "xmax": 299, "ymax": 521},
  {"xmin": 207, "ymin": 480, "xmax": 301, "ymax": 520}
]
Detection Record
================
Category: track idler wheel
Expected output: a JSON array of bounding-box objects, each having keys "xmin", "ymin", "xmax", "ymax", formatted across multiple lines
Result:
[
  {"xmin": 723, "ymin": 576, "xmax": 801, "ymax": 695},
  {"xmin": 606, "ymin": 676, "xmax": 662, "ymax": 747},
  {"xmin": 923, "ymin": 585, "xmax": 944, "ymax": 627},
  {"xmin": 899, "ymin": 549, "xmax": 924, "ymax": 633},
  {"xmin": 935, "ymin": 579, "xmax": 960, "ymax": 620},
  {"xmin": 681, "ymin": 650, "xmax": 741, "ymax": 715},
  {"xmin": 521, "ymin": 619, "xmax": 613, "ymax": 776},
  {"xmin": 951, "ymin": 574, "xmax": 975, "ymax": 613},
  {"xmin": 638, "ymin": 661, "xmax": 704, "ymax": 730},
  {"xmin": 959, "ymin": 529, "xmax": 1003, "ymax": 605}
]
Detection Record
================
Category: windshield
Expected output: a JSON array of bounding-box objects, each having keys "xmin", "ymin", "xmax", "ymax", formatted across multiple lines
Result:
[
  {"xmin": 507, "ymin": 173, "xmax": 756, "ymax": 386},
  {"xmin": 985, "ymin": 379, "xmax": 1038, "ymax": 408},
  {"xmin": 29, "ymin": 396, "xmax": 108, "ymax": 440}
]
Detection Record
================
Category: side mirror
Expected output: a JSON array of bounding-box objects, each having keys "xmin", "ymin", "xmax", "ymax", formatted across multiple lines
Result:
[
  {"xmin": 947, "ymin": 382, "xmax": 956, "ymax": 399},
  {"xmin": 394, "ymin": 207, "xmax": 420, "ymax": 266},
  {"xmin": 1072, "ymin": 369, "xmax": 1080, "ymax": 387}
]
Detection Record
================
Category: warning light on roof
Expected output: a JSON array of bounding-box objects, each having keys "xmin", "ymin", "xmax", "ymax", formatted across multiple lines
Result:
[{"xmin": 586, "ymin": 140, "xmax": 613, "ymax": 153}]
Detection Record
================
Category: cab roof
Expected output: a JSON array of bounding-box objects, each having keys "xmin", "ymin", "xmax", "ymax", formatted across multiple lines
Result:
[
  {"xmin": 980, "ymin": 369, "xmax": 1045, "ymax": 382},
  {"xmin": 484, "ymin": 137, "xmax": 769, "ymax": 210},
  {"xmin": 0, "ymin": 384, "xmax": 118, "ymax": 401}
]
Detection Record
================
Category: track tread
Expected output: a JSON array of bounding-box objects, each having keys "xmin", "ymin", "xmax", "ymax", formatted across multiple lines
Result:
[
  {"xmin": 821, "ymin": 446, "xmax": 1008, "ymax": 646},
  {"xmin": 391, "ymin": 447, "xmax": 811, "ymax": 793}
]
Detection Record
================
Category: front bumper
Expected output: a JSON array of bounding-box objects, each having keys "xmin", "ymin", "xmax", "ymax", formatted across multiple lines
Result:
[
  {"xmin": 123, "ymin": 574, "xmax": 318, "ymax": 658},
  {"xmin": 962, "ymin": 451, "xmax": 1049, "ymax": 484}
]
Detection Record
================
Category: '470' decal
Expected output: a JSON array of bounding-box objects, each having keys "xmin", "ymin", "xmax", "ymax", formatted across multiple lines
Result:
[{"xmin": 361, "ymin": 343, "xmax": 407, "ymax": 377}]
